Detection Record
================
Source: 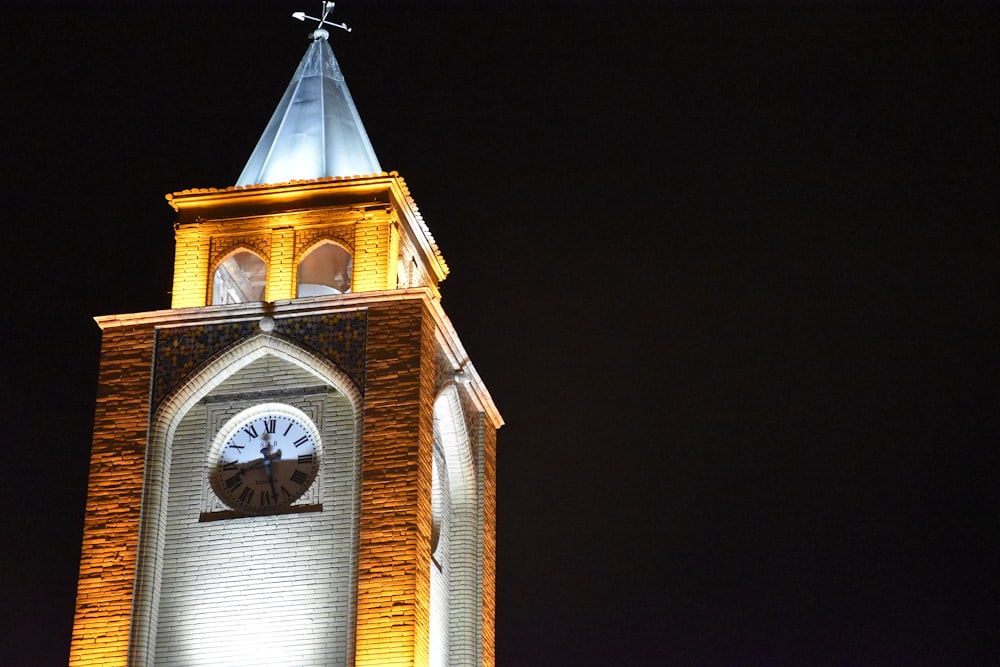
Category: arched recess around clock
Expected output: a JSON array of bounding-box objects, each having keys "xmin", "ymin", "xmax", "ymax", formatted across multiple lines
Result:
[
  {"xmin": 132, "ymin": 333, "xmax": 362, "ymax": 666},
  {"xmin": 212, "ymin": 249, "xmax": 267, "ymax": 305}
]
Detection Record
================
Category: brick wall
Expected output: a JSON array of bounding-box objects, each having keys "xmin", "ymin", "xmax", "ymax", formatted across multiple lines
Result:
[
  {"xmin": 69, "ymin": 324, "xmax": 156, "ymax": 667},
  {"xmin": 70, "ymin": 292, "xmax": 498, "ymax": 667},
  {"xmin": 480, "ymin": 421, "xmax": 498, "ymax": 667},
  {"xmin": 355, "ymin": 300, "xmax": 436, "ymax": 667}
]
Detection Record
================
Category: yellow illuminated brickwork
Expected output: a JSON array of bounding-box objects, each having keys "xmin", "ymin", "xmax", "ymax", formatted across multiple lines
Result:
[
  {"xmin": 168, "ymin": 176, "xmax": 446, "ymax": 309},
  {"xmin": 69, "ymin": 325, "xmax": 156, "ymax": 667},
  {"xmin": 352, "ymin": 213, "xmax": 394, "ymax": 294},
  {"xmin": 267, "ymin": 227, "xmax": 295, "ymax": 302},
  {"xmin": 355, "ymin": 301, "xmax": 436, "ymax": 667},
  {"xmin": 481, "ymin": 424, "xmax": 498, "ymax": 667},
  {"xmin": 170, "ymin": 225, "xmax": 211, "ymax": 308}
]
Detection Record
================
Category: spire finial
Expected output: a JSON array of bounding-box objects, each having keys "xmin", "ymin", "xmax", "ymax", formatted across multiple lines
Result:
[{"xmin": 292, "ymin": 2, "xmax": 352, "ymax": 40}]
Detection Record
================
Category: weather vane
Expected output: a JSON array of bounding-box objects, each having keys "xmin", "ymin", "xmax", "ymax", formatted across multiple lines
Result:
[{"xmin": 293, "ymin": 1, "xmax": 352, "ymax": 38}]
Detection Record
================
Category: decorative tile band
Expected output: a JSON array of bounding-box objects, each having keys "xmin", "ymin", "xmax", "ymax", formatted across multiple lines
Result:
[
  {"xmin": 273, "ymin": 311, "xmax": 367, "ymax": 385},
  {"xmin": 153, "ymin": 310, "xmax": 367, "ymax": 410}
]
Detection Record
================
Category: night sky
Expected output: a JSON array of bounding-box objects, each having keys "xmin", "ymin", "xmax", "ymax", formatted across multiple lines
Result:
[{"xmin": 2, "ymin": 2, "xmax": 997, "ymax": 665}]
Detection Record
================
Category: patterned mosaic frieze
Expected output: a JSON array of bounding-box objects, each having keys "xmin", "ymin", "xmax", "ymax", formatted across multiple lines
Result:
[
  {"xmin": 153, "ymin": 310, "xmax": 367, "ymax": 410},
  {"xmin": 273, "ymin": 311, "xmax": 367, "ymax": 385},
  {"xmin": 153, "ymin": 321, "xmax": 259, "ymax": 409}
]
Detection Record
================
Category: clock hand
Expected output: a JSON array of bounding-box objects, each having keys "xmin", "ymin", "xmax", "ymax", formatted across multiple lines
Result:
[
  {"xmin": 236, "ymin": 442, "xmax": 280, "ymax": 476},
  {"xmin": 262, "ymin": 457, "xmax": 279, "ymax": 498},
  {"xmin": 236, "ymin": 439, "xmax": 274, "ymax": 474},
  {"xmin": 241, "ymin": 458, "xmax": 266, "ymax": 473},
  {"xmin": 255, "ymin": 440, "xmax": 283, "ymax": 498}
]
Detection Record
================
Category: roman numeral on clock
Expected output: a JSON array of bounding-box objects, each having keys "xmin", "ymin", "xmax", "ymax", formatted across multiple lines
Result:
[
  {"xmin": 238, "ymin": 486, "xmax": 254, "ymax": 504},
  {"xmin": 242, "ymin": 424, "xmax": 259, "ymax": 439},
  {"xmin": 293, "ymin": 435, "xmax": 310, "ymax": 448},
  {"xmin": 290, "ymin": 469, "xmax": 309, "ymax": 486},
  {"xmin": 263, "ymin": 419, "xmax": 276, "ymax": 434},
  {"xmin": 297, "ymin": 453, "xmax": 314, "ymax": 465},
  {"xmin": 225, "ymin": 473, "xmax": 243, "ymax": 491}
]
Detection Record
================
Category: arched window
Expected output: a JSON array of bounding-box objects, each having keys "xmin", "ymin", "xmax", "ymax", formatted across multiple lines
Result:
[
  {"xmin": 212, "ymin": 250, "xmax": 266, "ymax": 305},
  {"xmin": 429, "ymin": 386, "xmax": 479, "ymax": 666},
  {"xmin": 429, "ymin": 450, "xmax": 449, "ymax": 667},
  {"xmin": 297, "ymin": 241, "xmax": 352, "ymax": 297}
]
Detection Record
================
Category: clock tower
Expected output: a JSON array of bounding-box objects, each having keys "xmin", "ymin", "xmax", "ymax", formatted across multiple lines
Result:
[{"xmin": 69, "ymin": 13, "xmax": 501, "ymax": 667}]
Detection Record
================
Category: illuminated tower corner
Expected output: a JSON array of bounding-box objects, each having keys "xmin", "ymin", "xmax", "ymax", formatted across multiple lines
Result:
[{"xmin": 69, "ymin": 12, "xmax": 501, "ymax": 667}]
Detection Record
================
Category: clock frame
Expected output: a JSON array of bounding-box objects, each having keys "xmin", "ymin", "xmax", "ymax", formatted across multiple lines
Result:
[{"xmin": 208, "ymin": 403, "xmax": 322, "ymax": 515}]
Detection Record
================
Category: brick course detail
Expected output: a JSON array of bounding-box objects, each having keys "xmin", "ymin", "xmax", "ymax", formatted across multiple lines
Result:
[{"xmin": 69, "ymin": 324, "xmax": 156, "ymax": 667}]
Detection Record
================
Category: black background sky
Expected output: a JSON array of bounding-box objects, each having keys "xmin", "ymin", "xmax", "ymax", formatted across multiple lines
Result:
[{"xmin": 1, "ymin": 1, "xmax": 997, "ymax": 665}]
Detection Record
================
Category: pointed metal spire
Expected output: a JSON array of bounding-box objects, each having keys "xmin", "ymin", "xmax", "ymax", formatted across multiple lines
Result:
[{"xmin": 236, "ymin": 5, "xmax": 381, "ymax": 186}]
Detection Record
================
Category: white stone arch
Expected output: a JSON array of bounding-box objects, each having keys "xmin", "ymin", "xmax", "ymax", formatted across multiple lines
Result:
[
  {"xmin": 129, "ymin": 332, "xmax": 362, "ymax": 666},
  {"xmin": 430, "ymin": 382, "xmax": 480, "ymax": 667}
]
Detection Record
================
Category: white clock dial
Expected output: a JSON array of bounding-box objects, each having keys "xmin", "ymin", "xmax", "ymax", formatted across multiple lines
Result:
[{"xmin": 211, "ymin": 404, "xmax": 321, "ymax": 514}]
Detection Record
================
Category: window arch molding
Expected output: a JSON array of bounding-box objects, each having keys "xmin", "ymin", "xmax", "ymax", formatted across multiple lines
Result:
[
  {"xmin": 209, "ymin": 247, "xmax": 268, "ymax": 305},
  {"xmin": 429, "ymin": 383, "xmax": 480, "ymax": 667},
  {"xmin": 296, "ymin": 238, "xmax": 354, "ymax": 297},
  {"xmin": 295, "ymin": 233, "xmax": 354, "ymax": 262}
]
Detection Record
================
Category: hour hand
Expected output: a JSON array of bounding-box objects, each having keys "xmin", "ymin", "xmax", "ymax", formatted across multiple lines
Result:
[{"xmin": 241, "ymin": 458, "xmax": 266, "ymax": 473}]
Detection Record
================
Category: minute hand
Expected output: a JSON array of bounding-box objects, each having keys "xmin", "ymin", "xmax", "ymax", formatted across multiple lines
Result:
[
  {"xmin": 241, "ymin": 458, "xmax": 266, "ymax": 473},
  {"xmin": 262, "ymin": 457, "xmax": 279, "ymax": 498}
]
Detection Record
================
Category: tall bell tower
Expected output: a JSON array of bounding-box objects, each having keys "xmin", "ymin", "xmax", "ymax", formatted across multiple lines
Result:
[{"xmin": 69, "ymin": 9, "xmax": 501, "ymax": 667}]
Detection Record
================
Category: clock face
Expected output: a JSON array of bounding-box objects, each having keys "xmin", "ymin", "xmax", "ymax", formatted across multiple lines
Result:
[{"xmin": 210, "ymin": 404, "xmax": 321, "ymax": 514}]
